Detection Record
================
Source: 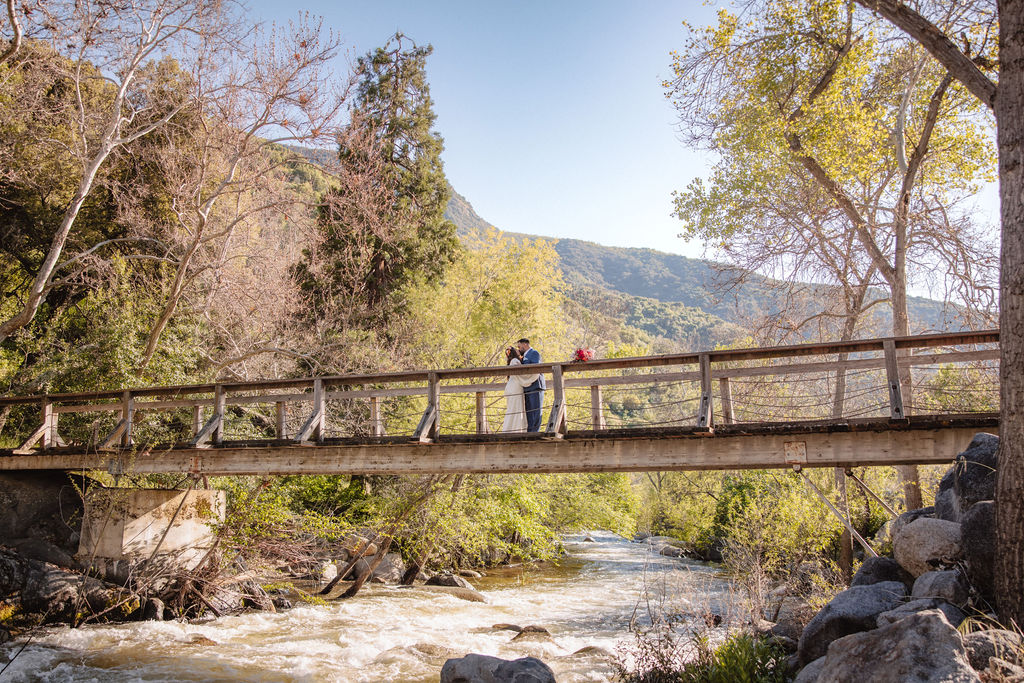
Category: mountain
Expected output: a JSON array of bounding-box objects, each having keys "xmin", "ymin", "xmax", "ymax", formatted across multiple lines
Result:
[{"xmin": 444, "ymin": 187, "xmax": 963, "ymax": 350}]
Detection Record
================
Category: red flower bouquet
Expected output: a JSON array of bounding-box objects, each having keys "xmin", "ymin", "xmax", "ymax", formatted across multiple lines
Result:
[{"xmin": 571, "ymin": 348, "xmax": 595, "ymax": 363}]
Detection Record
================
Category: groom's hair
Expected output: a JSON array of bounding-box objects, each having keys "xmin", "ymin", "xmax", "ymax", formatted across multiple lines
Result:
[{"xmin": 517, "ymin": 338, "xmax": 530, "ymax": 345}]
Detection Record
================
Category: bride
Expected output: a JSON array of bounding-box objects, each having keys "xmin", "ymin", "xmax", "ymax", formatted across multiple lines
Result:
[{"xmin": 501, "ymin": 346, "xmax": 539, "ymax": 433}]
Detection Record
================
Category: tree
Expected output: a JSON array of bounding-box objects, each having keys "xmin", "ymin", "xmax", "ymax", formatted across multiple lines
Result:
[
  {"xmin": 294, "ymin": 32, "xmax": 459, "ymax": 354},
  {"xmin": 667, "ymin": 0, "xmax": 998, "ymax": 510},
  {"xmin": 0, "ymin": 0, "xmax": 233, "ymax": 345},
  {"xmin": 849, "ymin": 0, "xmax": 1024, "ymax": 633}
]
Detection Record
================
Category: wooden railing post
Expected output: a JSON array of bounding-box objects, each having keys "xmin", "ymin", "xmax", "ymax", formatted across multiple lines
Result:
[
  {"xmin": 590, "ymin": 385, "xmax": 605, "ymax": 429},
  {"xmin": 192, "ymin": 405, "xmax": 203, "ymax": 436},
  {"xmin": 414, "ymin": 373, "xmax": 440, "ymax": 443},
  {"xmin": 475, "ymin": 392, "xmax": 488, "ymax": 435},
  {"xmin": 213, "ymin": 384, "xmax": 225, "ymax": 444},
  {"xmin": 276, "ymin": 401, "xmax": 287, "ymax": 439},
  {"xmin": 370, "ymin": 395, "xmax": 384, "ymax": 437},
  {"xmin": 546, "ymin": 365, "xmax": 567, "ymax": 436},
  {"xmin": 121, "ymin": 390, "xmax": 134, "ymax": 447},
  {"xmin": 293, "ymin": 379, "xmax": 325, "ymax": 444},
  {"xmin": 883, "ymin": 339, "xmax": 906, "ymax": 421},
  {"xmin": 697, "ymin": 354, "xmax": 714, "ymax": 431},
  {"xmin": 40, "ymin": 399, "xmax": 54, "ymax": 450},
  {"xmin": 718, "ymin": 377, "xmax": 734, "ymax": 425}
]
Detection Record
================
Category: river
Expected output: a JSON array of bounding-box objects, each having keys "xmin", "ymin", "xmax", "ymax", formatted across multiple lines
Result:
[{"xmin": 0, "ymin": 533, "xmax": 739, "ymax": 682}]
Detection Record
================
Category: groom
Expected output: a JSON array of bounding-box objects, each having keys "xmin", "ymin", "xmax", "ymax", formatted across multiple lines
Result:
[{"xmin": 516, "ymin": 338, "xmax": 545, "ymax": 432}]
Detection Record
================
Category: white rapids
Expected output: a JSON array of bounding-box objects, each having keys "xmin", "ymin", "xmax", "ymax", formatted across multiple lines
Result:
[{"xmin": 0, "ymin": 532, "xmax": 739, "ymax": 682}]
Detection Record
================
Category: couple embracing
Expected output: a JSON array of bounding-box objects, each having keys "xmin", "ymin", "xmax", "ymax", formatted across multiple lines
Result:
[{"xmin": 501, "ymin": 338, "xmax": 545, "ymax": 433}]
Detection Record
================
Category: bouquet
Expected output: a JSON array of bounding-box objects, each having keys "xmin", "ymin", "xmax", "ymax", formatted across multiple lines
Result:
[{"xmin": 571, "ymin": 347, "xmax": 595, "ymax": 363}]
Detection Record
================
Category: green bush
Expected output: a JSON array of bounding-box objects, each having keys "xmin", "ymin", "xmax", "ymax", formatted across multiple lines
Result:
[{"xmin": 615, "ymin": 630, "xmax": 789, "ymax": 683}]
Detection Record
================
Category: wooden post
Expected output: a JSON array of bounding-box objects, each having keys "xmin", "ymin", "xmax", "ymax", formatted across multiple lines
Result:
[
  {"xmin": 546, "ymin": 365, "xmax": 567, "ymax": 436},
  {"xmin": 718, "ymin": 377, "xmax": 734, "ymax": 425},
  {"xmin": 475, "ymin": 392, "xmax": 488, "ymax": 434},
  {"xmin": 697, "ymin": 354, "xmax": 714, "ymax": 431},
  {"xmin": 213, "ymin": 384, "xmax": 225, "ymax": 444},
  {"xmin": 590, "ymin": 385, "xmax": 605, "ymax": 429},
  {"xmin": 275, "ymin": 401, "xmax": 287, "ymax": 439},
  {"xmin": 193, "ymin": 405, "xmax": 203, "ymax": 436},
  {"xmin": 883, "ymin": 339, "xmax": 906, "ymax": 421},
  {"xmin": 370, "ymin": 395, "xmax": 384, "ymax": 437},
  {"xmin": 313, "ymin": 378, "xmax": 325, "ymax": 442},
  {"xmin": 414, "ymin": 373, "xmax": 440, "ymax": 443},
  {"xmin": 40, "ymin": 399, "xmax": 54, "ymax": 450},
  {"xmin": 121, "ymin": 390, "xmax": 134, "ymax": 447}
]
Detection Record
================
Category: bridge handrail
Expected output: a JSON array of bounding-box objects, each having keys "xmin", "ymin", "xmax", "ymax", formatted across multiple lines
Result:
[{"xmin": 0, "ymin": 329, "xmax": 999, "ymax": 407}]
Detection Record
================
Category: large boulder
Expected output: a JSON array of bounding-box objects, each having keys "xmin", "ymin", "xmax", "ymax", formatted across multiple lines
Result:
[
  {"xmin": 935, "ymin": 487, "xmax": 961, "ymax": 523},
  {"xmin": 794, "ymin": 656, "xmax": 825, "ymax": 683},
  {"xmin": 371, "ymin": 552, "xmax": 406, "ymax": 583},
  {"xmin": 952, "ymin": 433, "xmax": 999, "ymax": 511},
  {"xmin": 440, "ymin": 654, "xmax": 555, "ymax": 683},
  {"xmin": 891, "ymin": 506, "xmax": 935, "ymax": 542},
  {"xmin": 876, "ymin": 598, "xmax": 967, "ymax": 628},
  {"xmin": 797, "ymin": 581, "xmax": 907, "ymax": 665},
  {"xmin": 960, "ymin": 500, "xmax": 996, "ymax": 604},
  {"xmin": 962, "ymin": 629, "xmax": 1024, "ymax": 671},
  {"xmin": 893, "ymin": 518, "xmax": 963, "ymax": 577},
  {"xmin": 850, "ymin": 556, "xmax": 914, "ymax": 590},
  {"xmin": 911, "ymin": 570, "xmax": 970, "ymax": 607},
  {"xmin": 815, "ymin": 609, "xmax": 979, "ymax": 682}
]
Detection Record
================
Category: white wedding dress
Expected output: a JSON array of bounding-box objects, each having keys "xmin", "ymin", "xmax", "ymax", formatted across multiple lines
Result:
[{"xmin": 501, "ymin": 359, "xmax": 539, "ymax": 433}]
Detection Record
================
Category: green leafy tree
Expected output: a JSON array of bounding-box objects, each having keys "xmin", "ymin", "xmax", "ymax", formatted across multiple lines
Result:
[{"xmin": 295, "ymin": 33, "xmax": 459, "ymax": 331}]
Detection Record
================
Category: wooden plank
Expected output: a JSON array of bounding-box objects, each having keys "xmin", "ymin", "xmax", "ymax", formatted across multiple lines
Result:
[
  {"xmin": 413, "ymin": 374, "xmax": 440, "ymax": 443},
  {"xmin": 294, "ymin": 379, "xmax": 324, "ymax": 443},
  {"xmin": 121, "ymin": 390, "xmax": 134, "ymax": 447},
  {"xmin": 719, "ymin": 377, "xmax": 734, "ymax": 425},
  {"xmin": 13, "ymin": 423, "xmax": 48, "ymax": 455},
  {"xmin": 590, "ymin": 385, "xmax": 605, "ymax": 429},
  {"xmin": 883, "ymin": 339, "xmax": 906, "ymax": 421},
  {"xmin": 276, "ymin": 402, "xmax": 287, "ymax": 439},
  {"xmin": 475, "ymin": 392, "xmax": 488, "ymax": 435},
  {"xmin": 546, "ymin": 365, "xmax": 567, "ymax": 436},
  {"xmin": 97, "ymin": 419, "xmax": 129, "ymax": 451},
  {"xmin": 697, "ymin": 354, "xmax": 713, "ymax": 431},
  {"xmin": 0, "ymin": 426, "xmax": 991, "ymax": 476}
]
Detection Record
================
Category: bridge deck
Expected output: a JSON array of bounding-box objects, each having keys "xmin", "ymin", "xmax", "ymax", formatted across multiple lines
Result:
[
  {"xmin": 0, "ymin": 415, "xmax": 998, "ymax": 475},
  {"xmin": 0, "ymin": 330, "xmax": 1000, "ymax": 475}
]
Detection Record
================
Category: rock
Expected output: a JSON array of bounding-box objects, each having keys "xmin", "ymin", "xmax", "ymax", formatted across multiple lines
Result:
[
  {"xmin": 141, "ymin": 597, "xmax": 165, "ymax": 621},
  {"xmin": 952, "ymin": 433, "xmax": 999, "ymax": 510},
  {"xmin": 342, "ymin": 533, "xmax": 378, "ymax": 558},
  {"xmin": 633, "ymin": 532, "xmax": 651, "ymax": 541},
  {"xmin": 797, "ymin": 581, "xmax": 907, "ymax": 665},
  {"xmin": 850, "ymin": 556, "xmax": 914, "ymax": 590},
  {"xmin": 186, "ymin": 634, "xmax": 218, "ymax": 646},
  {"xmin": 511, "ymin": 625, "xmax": 553, "ymax": 643},
  {"xmin": 816, "ymin": 610, "xmax": 979, "ymax": 682},
  {"xmin": 440, "ymin": 654, "xmax": 556, "ymax": 683},
  {"xmin": 418, "ymin": 585, "xmax": 487, "ymax": 603},
  {"xmin": 570, "ymin": 646, "xmax": 613, "ymax": 659},
  {"xmin": 458, "ymin": 570, "xmax": 483, "ymax": 578},
  {"xmin": 986, "ymin": 657, "xmax": 1024, "ymax": 680},
  {"xmin": 492, "ymin": 623, "xmax": 523, "ymax": 632},
  {"xmin": 961, "ymin": 500, "xmax": 996, "ymax": 604},
  {"xmin": 0, "ymin": 547, "xmax": 124, "ymax": 621},
  {"xmin": 319, "ymin": 559, "xmax": 338, "ymax": 582},
  {"xmin": 371, "ymin": 552, "xmax": 405, "ymax": 583},
  {"xmin": 0, "ymin": 627, "xmax": 11, "ymax": 644},
  {"xmin": 876, "ymin": 598, "xmax": 967, "ymax": 628},
  {"xmin": 582, "ymin": 535, "xmax": 595, "ymax": 542},
  {"xmin": 962, "ymin": 629, "xmax": 1024, "ymax": 670},
  {"xmin": 891, "ymin": 506, "xmax": 935, "ymax": 541},
  {"xmin": 771, "ymin": 618, "xmax": 804, "ymax": 643},
  {"xmin": 794, "ymin": 656, "xmax": 826, "ymax": 683},
  {"xmin": 271, "ymin": 596, "xmax": 292, "ymax": 610},
  {"xmin": 427, "ymin": 573, "xmax": 474, "ymax": 589},
  {"xmin": 343, "ymin": 558, "xmax": 371, "ymax": 581},
  {"xmin": 893, "ymin": 517, "xmax": 963, "ymax": 577},
  {"xmin": 659, "ymin": 545, "xmax": 683, "ymax": 558},
  {"xmin": 935, "ymin": 487, "xmax": 961, "ymax": 522},
  {"xmin": 9, "ymin": 538, "xmax": 74, "ymax": 568},
  {"xmin": 911, "ymin": 570, "xmax": 969, "ymax": 607}
]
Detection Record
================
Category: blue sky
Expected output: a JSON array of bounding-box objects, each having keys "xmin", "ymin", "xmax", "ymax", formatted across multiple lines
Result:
[
  {"xmin": 246, "ymin": 0, "xmax": 999, "ymax": 262},
  {"xmin": 248, "ymin": 0, "xmax": 719, "ymax": 258}
]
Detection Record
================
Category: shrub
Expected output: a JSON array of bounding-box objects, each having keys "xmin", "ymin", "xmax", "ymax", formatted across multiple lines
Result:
[{"xmin": 615, "ymin": 629, "xmax": 789, "ymax": 683}]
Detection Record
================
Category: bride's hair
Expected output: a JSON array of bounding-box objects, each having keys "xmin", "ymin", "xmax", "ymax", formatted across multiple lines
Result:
[{"xmin": 505, "ymin": 346, "xmax": 522, "ymax": 365}]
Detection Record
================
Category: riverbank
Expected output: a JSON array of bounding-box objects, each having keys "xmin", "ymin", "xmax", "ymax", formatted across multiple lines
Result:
[{"xmin": 0, "ymin": 532, "xmax": 738, "ymax": 681}]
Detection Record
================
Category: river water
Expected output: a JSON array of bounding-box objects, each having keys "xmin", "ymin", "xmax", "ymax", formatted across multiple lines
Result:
[{"xmin": 0, "ymin": 533, "xmax": 739, "ymax": 682}]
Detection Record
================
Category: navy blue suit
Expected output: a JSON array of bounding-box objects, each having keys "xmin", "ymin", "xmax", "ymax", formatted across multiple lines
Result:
[{"xmin": 521, "ymin": 347, "xmax": 545, "ymax": 432}]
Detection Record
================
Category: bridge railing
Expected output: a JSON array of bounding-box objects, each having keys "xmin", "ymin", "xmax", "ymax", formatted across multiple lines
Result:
[{"xmin": 0, "ymin": 330, "xmax": 1000, "ymax": 453}]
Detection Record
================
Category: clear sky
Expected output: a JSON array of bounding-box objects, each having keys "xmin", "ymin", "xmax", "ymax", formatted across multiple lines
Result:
[{"xmin": 246, "ymin": 0, "xmax": 720, "ymax": 258}]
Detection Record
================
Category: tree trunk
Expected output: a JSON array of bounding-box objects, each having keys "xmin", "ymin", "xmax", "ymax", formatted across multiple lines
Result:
[{"xmin": 996, "ymin": 0, "xmax": 1024, "ymax": 628}]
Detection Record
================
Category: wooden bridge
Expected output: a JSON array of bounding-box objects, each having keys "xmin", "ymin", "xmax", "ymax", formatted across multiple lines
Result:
[{"xmin": 0, "ymin": 331, "xmax": 1000, "ymax": 477}]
